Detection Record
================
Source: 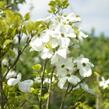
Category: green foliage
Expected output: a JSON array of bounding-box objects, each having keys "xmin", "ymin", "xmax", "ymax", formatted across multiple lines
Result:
[
  {"xmin": 32, "ymin": 64, "xmax": 42, "ymax": 71},
  {"xmin": 0, "ymin": 9, "xmax": 23, "ymax": 58},
  {"xmin": 2, "ymin": 0, "xmax": 25, "ymax": 10},
  {"xmin": 0, "ymin": 1, "xmax": 6, "ymax": 8},
  {"xmin": 76, "ymin": 102, "xmax": 93, "ymax": 109},
  {"xmin": 49, "ymin": 0, "xmax": 69, "ymax": 14},
  {"xmin": 24, "ymin": 12, "xmax": 30, "ymax": 21},
  {"xmin": 23, "ymin": 20, "xmax": 48, "ymax": 36}
]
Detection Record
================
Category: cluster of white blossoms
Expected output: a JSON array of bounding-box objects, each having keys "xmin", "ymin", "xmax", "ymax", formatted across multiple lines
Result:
[
  {"xmin": 99, "ymin": 77, "xmax": 109, "ymax": 89},
  {"xmin": 30, "ymin": 12, "xmax": 94, "ymax": 91},
  {"xmin": 6, "ymin": 13, "xmax": 93, "ymax": 93},
  {"xmin": 6, "ymin": 70, "xmax": 33, "ymax": 92}
]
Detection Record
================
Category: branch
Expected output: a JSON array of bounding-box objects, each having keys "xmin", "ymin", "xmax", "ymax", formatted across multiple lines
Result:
[
  {"xmin": 39, "ymin": 60, "xmax": 48, "ymax": 109},
  {"xmin": 3, "ymin": 36, "xmax": 32, "ymax": 80},
  {"xmin": 67, "ymin": 77, "xmax": 86, "ymax": 94},
  {"xmin": 59, "ymin": 78, "xmax": 86, "ymax": 109},
  {"xmin": 59, "ymin": 83, "xmax": 70, "ymax": 109},
  {"xmin": 46, "ymin": 67, "xmax": 55, "ymax": 109},
  {"xmin": 0, "ymin": 58, "xmax": 5, "ymax": 109}
]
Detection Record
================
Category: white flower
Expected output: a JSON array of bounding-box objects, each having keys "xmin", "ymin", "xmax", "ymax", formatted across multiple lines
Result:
[
  {"xmin": 80, "ymin": 83, "xmax": 94, "ymax": 94},
  {"xmin": 81, "ymin": 83, "xmax": 89, "ymax": 91},
  {"xmin": 50, "ymin": 37, "xmax": 59, "ymax": 48},
  {"xmin": 58, "ymin": 75, "xmax": 80, "ymax": 89},
  {"xmin": 51, "ymin": 55, "xmax": 73, "ymax": 70},
  {"xmin": 51, "ymin": 56, "xmax": 74, "ymax": 80},
  {"xmin": 50, "ymin": 29, "xmax": 61, "ymax": 39},
  {"xmin": 59, "ymin": 58, "xmax": 74, "ymax": 71},
  {"xmin": 6, "ymin": 71, "xmax": 34, "ymax": 93},
  {"xmin": 18, "ymin": 80, "xmax": 33, "ymax": 92},
  {"xmin": 63, "ymin": 12, "xmax": 81, "ymax": 23},
  {"xmin": 68, "ymin": 75, "xmax": 80, "ymax": 85},
  {"xmin": 58, "ymin": 77, "xmax": 67, "ymax": 89},
  {"xmin": 40, "ymin": 30, "xmax": 50, "ymax": 43},
  {"xmin": 51, "ymin": 49, "xmax": 68, "ymax": 65},
  {"xmin": 56, "ymin": 48, "xmax": 67, "ymax": 59},
  {"xmin": 56, "ymin": 67, "xmax": 68, "ymax": 78},
  {"xmin": 51, "ymin": 54, "xmax": 60, "ymax": 65},
  {"xmin": 7, "ymin": 73, "xmax": 21, "ymax": 86},
  {"xmin": 78, "ymin": 31, "xmax": 88, "ymax": 42},
  {"xmin": 60, "ymin": 37, "xmax": 70, "ymax": 48},
  {"xmin": 6, "ymin": 70, "xmax": 17, "ymax": 79},
  {"xmin": 40, "ymin": 48, "xmax": 53, "ymax": 59},
  {"xmin": 74, "ymin": 55, "xmax": 94, "ymax": 77},
  {"xmin": 99, "ymin": 77, "xmax": 109, "ymax": 89},
  {"xmin": 55, "ymin": 57, "xmax": 80, "ymax": 89},
  {"xmin": 56, "ymin": 23, "xmax": 76, "ymax": 38},
  {"xmin": 30, "ymin": 37, "xmax": 43, "ymax": 51}
]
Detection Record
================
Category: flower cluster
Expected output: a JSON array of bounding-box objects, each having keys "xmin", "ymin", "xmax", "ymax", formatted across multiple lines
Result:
[
  {"xmin": 6, "ymin": 70, "xmax": 33, "ymax": 92},
  {"xmin": 30, "ymin": 12, "xmax": 94, "ymax": 91},
  {"xmin": 30, "ymin": 13, "xmax": 87, "ymax": 60},
  {"xmin": 5, "ymin": 11, "xmax": 93, "ymax": 93}
]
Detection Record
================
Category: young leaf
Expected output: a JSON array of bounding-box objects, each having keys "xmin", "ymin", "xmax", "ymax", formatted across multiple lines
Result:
[{"xmin": 32, "ymin": 64, "xmax": 42, "ymax": 71}]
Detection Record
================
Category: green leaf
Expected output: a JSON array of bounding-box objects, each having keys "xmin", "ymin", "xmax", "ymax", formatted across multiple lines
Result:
[
  {"xmin": 42, "ymin": 93, "xmax": 49, "ymax": 100},
  {"xmin": 32, "ymin": 105, "xmax": 39, "ymax": 109},
  {"xmin": 49, "ymin": 0, "xmax": 69, "ymax": 14},
  {"xmin": 3, "ymin": 39, "xmax": 12, "ymax": 48},
  {"xmin": 30, "ymin": 88, "xmax": 40, "ymax": 95},
  {"xmin": 24, "ymin": 12, "xmax": 30, "ymax": 21},
  {"xmin": 32, "ymin": 64, "xmax": 42, "ymax": 71},
  {"xmin": 0, "ymin": 1, "xmax": 6, "ymax": 8}
]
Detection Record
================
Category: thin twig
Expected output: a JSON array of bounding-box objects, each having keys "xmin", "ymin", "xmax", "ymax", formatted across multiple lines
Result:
[
  {"xmin": 0, "ymin": 58, "xmax": 5, "ymax": 109},
  {"xmin": 59, "ymin": 83, "xmax": 70, "ymax": 109},
  {"xmin": 59, "ymin": 78, "xmax": 86, "ymax": 109},
  {"xmin": 39, "ymin": 60, "xmax": 48, "ymax": 109},
  {"xmin": 3, "ymin": 36, "xmax": 32, "ymax": 80},
  {"xmin": 67, "ymin": 78, "xmax": 86, "ymax": 94},
  {"xmin": 46, "ymin": 67, "xmax": 55, "ymax": 109}
]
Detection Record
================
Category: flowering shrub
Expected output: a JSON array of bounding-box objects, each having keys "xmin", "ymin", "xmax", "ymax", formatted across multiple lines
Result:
[{"xmin": 0, "ymin": 0, "xmax": 95, "ymax": 109}]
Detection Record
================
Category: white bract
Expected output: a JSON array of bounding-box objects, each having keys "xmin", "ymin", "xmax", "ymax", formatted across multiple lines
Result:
[
  {"xmin": 40, "ymin": 48, "xmax": 53, "ymax": 59},
  {"xmin": 30, "ymin": 37, "xmax": 43, "ymax": 51},
  {"xmin": 6, "ymin": 70, "xmax": 17, "ymax": 80},
  {"xmin": 62, "ymin": 12, "xmax": 81, "ymax": 24},
  {"xmin": 78, "ymin": 31, "xmax": 88, "ymax": 42},
  {"xmin": 74, "ymin": 55, "xmax": 94, "ymax": 77},
  {"xmin": 99, "ymin": 77, "xmax": 109, "ymax": 89},
  {"xmin": 7, "ymin": 73, "xmax": 21, "ymax": 86},
  {"xmin": 58, "ymin": 75, "xmax": 80, "ymax": 89},
  {"xmin": 18, "ymin": 80, "xmax": 33, "ymax": 92},
  {"xmin": 6, "ymin": 71, "xmax": 33, "ymax": 92},
  {"xmin": 55, "ymin": 58, "xmax": 74, "ymax": 76}
]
